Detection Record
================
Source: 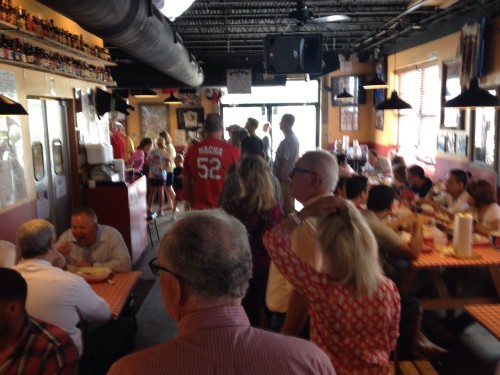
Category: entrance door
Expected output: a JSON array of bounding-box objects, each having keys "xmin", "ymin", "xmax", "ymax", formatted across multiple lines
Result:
[{"xmin": 28, "ymin": 98, "xmax": 72, "ymax": 236}]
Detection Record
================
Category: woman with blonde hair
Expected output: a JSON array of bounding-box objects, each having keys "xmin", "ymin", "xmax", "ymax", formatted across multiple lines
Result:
[
  {"xmin": 264, "ymin": 198, "xmax": 400, "ymax": 375},
  {"xmin": 159, "ymin": 130, "xmax": 177, "ymax": 210},
  {"xmin": 222, "ymin": 155, "xmax": 284, "ymax": 327},
  {"xmin": 146, "ymin": 136, "xmax": 169, "ymax": 215}
]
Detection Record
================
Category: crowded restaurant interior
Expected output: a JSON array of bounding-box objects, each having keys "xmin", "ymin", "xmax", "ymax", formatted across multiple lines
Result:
[{"xmin": 1, "ymin": 0, "xmax": 500, "ymax": 374}]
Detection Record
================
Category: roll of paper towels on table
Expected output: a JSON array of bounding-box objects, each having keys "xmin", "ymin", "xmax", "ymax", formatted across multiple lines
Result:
[
  {"xmin": 113, "ymin": 159, "xmax": 125, "ymax": 182},
  {"xmin": 452, "ymin": 213, "xmax": 473, "ymax": 257}
]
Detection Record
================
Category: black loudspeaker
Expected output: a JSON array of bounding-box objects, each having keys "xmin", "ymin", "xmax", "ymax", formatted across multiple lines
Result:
[
  {"xmin": 265, "ymin": 34, "xmax": 323, "ymax": 74},
  {"xmin": 320, "ymin": 50, "xmax": 340, "ymax": 75}
]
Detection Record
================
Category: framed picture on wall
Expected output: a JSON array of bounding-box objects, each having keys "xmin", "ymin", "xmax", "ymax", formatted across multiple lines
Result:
[
  {"xmin": 447, "ymin": 132, "xmax": 456, "ymax": 153},
  {"xmin": 375, "ymin": 110, "xmax": 384, "ymax": 130},
  {"xmin": 177, "ymin": 107, "xmax": 204, "ymax": 130},
  {"xmin": 456, "ymin": 134, "xmax": 468, "ymax": 156},
  {"xmin": 441, "ymin": 59, "xmax": 464, "ymax": 129},
  {"xmin": 332, "ymin": 75, "xmax": 366, "ymax": 106},
  {"xmin": 340, "ymin": 106, "xmax": 359, "ymax": 131},
  {"xmin": 139, "ymin": 103, "xmax": 169, "ymax": 140},
  {"xmin": 437, "ymin": 134, "xmax": 446, "ymax": 152}
]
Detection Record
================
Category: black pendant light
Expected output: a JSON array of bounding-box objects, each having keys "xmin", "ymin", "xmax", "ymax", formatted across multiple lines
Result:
[
  {"xmin": 164, "ymin": 88, "xmax": 182, "ymax": 105},
  {"xmin": 375, "ymin": 52, "xmax": 412, "ymax": 111},
  {"xmin": 445, "ymin": 77, "xmax": 500, "ymax": 109},
  {"xmin": 0, "ymin": 94, "xmax": 28, "ymax": 115},
  {"xmin": 363, "ymin": 76, "xmax": 389, "ymax": 90},
  {"xmin": 132, "ymin": 87, "xmax": 158, "ymax": 98},
  {"xmin": 376, "ymin": 91, "xmax": 412, "ymax": 110},
  {"xmin": 335, "ymin": 88, "xmax": 354, "ymax": 101}
]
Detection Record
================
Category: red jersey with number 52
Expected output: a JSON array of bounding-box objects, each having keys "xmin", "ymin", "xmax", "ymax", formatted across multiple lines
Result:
[{"xmin": 184, "ymin": 138, "xmax": 240, "ymax": 209}]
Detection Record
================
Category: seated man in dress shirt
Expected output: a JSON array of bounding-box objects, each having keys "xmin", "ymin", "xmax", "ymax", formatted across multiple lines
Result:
[
  {"xmin": 108, "ymin": 210, "xmax": 336, "ymax": 375},
  {"xmin": 56, "ymin": 207, "xmax": 131, "ymax": 272},
  {"xmin": 12, "ymin": 219, "xmax": 112, "ymax": 358},
  {"xmin": 0, "ymin": 268, "xmax": 78, "ymax": 374},
  {"xmin": 363, "ymin": 149, "xmax": 392, "ymax": 176},
  {"xmin": 422, "ymin": 169, "xmax": 469, "ymax": 218}
]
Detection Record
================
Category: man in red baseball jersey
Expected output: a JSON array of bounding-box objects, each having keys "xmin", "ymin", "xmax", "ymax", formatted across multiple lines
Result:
[{"xmin": 183, "ymin": 113, "xmax": 240, "ymax": 209}]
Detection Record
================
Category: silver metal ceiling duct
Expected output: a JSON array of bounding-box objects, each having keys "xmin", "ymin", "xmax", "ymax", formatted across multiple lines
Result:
[{"xmin": 36, "ymin": 0, "xmax": 204, "ymax": 87}]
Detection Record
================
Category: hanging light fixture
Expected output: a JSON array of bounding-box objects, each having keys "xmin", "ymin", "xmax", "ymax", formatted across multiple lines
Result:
[
  {"xmin": 375, "ymin": 52, "xmax": 412, "ymax": 111},
  {"xmin": 163, "ymin": 88, "xmax": 182, "ymax": 105},
  {"xmin": 335, "ymin": 88, "xmax": 354, "ymax": 101},
  {"xmin": 376, "ymin": 91, "xmax": 412, "ymax": 110},
  {"xmin": 132, "ymin": 88, "xmax": 158, "ymax": 98},
  {"xmin": 363, "ymin": 76, "xmax": 389, "ymax": 90},
  {"xmin": 444, "ymin": 77, "xmax": 500, "ymax": 109},
  {"xmin": 0, "ymin": 94, "xmax": 28, "ymax": 115}
]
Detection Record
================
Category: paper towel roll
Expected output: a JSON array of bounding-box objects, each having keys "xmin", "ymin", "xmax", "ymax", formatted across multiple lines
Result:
[{"xmin": 452, "ymin": 213, "xmax": 473, "ymax": 257}]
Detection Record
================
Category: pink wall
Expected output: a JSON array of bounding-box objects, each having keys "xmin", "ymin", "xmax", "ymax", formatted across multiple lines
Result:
[{"xmin": 434, "ymin": 156, "xmax": 497, "ymax": 188}]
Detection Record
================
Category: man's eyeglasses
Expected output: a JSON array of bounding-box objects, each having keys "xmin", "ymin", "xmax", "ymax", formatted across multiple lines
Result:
[
  {"xmin": 148, "ymin": 257, "xmax": 182, "ymax": 279},
  {"xmin": 291, "ymin": 167, "xmax": 316, "ymax": 177}
]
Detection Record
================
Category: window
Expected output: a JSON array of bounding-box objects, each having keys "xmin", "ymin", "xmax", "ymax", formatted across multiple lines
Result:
[
  {"xmin": 473, "ymin": 88, "xmax": 498, "ymax": 167},
  {"xmin": 397, "ymin": 62, "xmax": 440, "ymax": 164}
]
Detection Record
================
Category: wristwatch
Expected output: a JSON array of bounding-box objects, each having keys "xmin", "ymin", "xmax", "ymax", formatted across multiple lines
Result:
[{"xmin": 289, "ymin": 212, "xmax": 304, "ymax": 226}]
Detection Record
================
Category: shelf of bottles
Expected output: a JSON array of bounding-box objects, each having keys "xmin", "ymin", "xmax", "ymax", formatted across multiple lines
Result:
[{"xmin": 0, "ymin": 0, "xmax": 116, "ymax": 85}]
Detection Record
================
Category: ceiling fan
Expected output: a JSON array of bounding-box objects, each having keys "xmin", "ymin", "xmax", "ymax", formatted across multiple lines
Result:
[{"xmin": 288, "ymin": 1, "xmax": 351, "ymax": 26}]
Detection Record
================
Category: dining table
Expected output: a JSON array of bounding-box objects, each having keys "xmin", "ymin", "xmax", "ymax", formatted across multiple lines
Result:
[
  {"xmin": 90, "ymin": 271, "xmax": 142, "ymax": 318},
  {"xmin": 464, "ymin": 304, "xmax": 500, "ymax": 340},
  {"xmin": 399, "ymin": 244, "xmax": 500, "ymax": 311}
]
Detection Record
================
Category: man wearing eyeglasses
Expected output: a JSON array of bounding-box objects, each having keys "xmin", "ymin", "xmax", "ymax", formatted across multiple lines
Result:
[
  {"xmin": 272, "ymin": 113, "xmax": 299, "ymax": 216},
  {"xmin": 266, "ymin": 150, "xmax": 338, "ymax": 337},
  {"xmin": 108, "ymin": 210, "xmax": 336, "ymax": 375}
]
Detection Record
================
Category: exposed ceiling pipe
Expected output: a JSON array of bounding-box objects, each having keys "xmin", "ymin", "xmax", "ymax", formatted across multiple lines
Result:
[{"xmin": 35, "ymin": 0, "xmax": 204, "ymax": 87}]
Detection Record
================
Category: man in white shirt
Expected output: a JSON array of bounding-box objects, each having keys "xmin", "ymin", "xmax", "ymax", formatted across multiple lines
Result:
[
  {"xmin": 424, "ymin": 169, "xmax": 469, "ymax": 218},
  {"xmin": 56, "ymin": 207, "xmax": 131, "ymax": 272},
  {"xmin": 12, "ymin": 219, "xmax": 111, "ymax": 357},
  {"xmin": 363, "ymin": 149, "xmax": 392, "ymax": 176}
]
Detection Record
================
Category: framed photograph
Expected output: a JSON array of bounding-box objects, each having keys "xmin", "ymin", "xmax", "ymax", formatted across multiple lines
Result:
[
  {"xmin": 456, "ymin": 134, "xmax": 468, "ymax": 156},
  {"xmin": 177, "ymin": 107, "xmax": 205, "ymax": 130},
  {"xmin": 447, "ymin": 132, "xmax": 456, "ymax": 153},
  {"xmin": 437, "ymin": 134, "xmax": 446, "ymax": 152},
  {"xmin": 340, "ymin": 106, "xmax": 359, "ymax": 132},
  {"xmin": 139, "ymin": 103, "xmax": 169, "ymax": 140},
  {"xmin": 441, "ymin": 59, "xmax": 464, "ymax": 129},
  {"xmin": 375, "ymin": 110, "xmax": 384, "ymax": 130},
  {"xmin": 332, "ymin": 75, "xmax": 366, "ymax": 106}
]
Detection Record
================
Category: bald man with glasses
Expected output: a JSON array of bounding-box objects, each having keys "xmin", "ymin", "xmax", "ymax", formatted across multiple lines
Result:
[{"xmin": 109, "ymin": 210, "xmax": 335, "ymax": 375}]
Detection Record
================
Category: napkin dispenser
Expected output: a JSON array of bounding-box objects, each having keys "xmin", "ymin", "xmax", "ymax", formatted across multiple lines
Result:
[{"xmin": 452, "ymin": 213, "xmax": 473, "ymax": 257}]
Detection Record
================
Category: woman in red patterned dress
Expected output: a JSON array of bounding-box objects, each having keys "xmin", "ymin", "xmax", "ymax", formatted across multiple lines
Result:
[{"xmin": 264, "ymin": 197, "xmax": 400, "ymax": 375}]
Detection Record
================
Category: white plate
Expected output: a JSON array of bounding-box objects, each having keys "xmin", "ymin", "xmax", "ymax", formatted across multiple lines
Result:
[{"xmin": 69, "ymin": 266, "xmax": 112, "ymax": 282}]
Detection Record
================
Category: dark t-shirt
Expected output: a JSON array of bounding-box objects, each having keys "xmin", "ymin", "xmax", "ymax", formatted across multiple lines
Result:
[
  {"xmin": 173, "ymin": 166, "xmax": 183, "ymax": 191},
  {"xmin": 412, "ymin": 177, "xmax": 433, "ymax": 198}
]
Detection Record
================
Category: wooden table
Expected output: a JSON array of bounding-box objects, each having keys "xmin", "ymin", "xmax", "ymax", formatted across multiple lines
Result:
[
  {"xmin": 464, "ymin": 304, "xmax": 500, "ymax": 340},
  {"xmin": 90, "ymin": 271, "xmax": 141, "ymax": 318},
  {"xmin": 400, "ymin": 245, "xmax": 500, "ymax": 310}
]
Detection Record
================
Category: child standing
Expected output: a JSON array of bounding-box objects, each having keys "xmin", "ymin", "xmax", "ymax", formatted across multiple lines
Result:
[{"xmin": 172, "ymin": 154, "xmax": 184, "ymax": 219}]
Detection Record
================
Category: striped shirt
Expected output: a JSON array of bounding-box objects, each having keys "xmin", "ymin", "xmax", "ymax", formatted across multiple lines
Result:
[
  {"xmin": 0, "ymin": 315, "xmax": 78, "ymax": 375},
  {"xmin": 108, "ymin": 305, "xmax": 335, "ymax": 375}
]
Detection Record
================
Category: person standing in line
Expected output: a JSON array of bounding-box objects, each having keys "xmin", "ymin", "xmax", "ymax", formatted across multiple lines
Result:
[
  {"xmin": 146, "ymin": 136, "xmax": 170, "ymax": 215},
  {"xmin": 244, "ymin": 117, "xmax": 259, "ymax": 136},
  {"xmin": 262, "ymin": 122, "xmax": 272, "ymax": 165},
  {"xmin": 109, "ymin": 120, "xmax": 125, "ymax": 159},
  {"xmin": 183, "ymin": 113, "xmax": 240, "ymax": 210},
  {"xmin": 159, "ymin": 130, "xmax": 177, "ymax": 211},
  {"xmin": 128, "ymin": 137, "xmax": 152, "ymax": 175},
  {"xmin": 273, "ymin": 114, "xmax": 299, "ymax": 216},
  {"xmin": 0, "ymin": 268, "xmax": 78, "ymax": 375},
  {"xmin": 108, "ymin": 210, "xmax": 336, "ymax": 375},
  {"xmin": 117, "ymin": 122, "xmax": 135, "ymax": 163},
  {"xmin": 172, "ymin": 154, "xmax": 184, "ymax": 219}
]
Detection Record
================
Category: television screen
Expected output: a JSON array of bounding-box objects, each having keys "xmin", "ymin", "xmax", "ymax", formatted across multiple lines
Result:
[{"xmin": 265, "ymin": 34, "xmax": 323, "ymax": 74}]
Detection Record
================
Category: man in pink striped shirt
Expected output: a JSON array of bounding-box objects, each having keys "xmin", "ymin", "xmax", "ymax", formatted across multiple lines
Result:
[{"xmin": 108, "ymin": 210, "xmax": 335, "ymax": 375}]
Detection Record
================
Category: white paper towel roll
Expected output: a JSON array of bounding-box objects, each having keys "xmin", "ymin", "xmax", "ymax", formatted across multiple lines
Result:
[{"xmin": 453, "ymin": 213, "xmax": 473, "ymax": 257}]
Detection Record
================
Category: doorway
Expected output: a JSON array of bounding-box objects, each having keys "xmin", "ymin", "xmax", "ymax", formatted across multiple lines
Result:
[{"xmin": 28, "ymin": 98, "xmax": 72, "ymax": 236}]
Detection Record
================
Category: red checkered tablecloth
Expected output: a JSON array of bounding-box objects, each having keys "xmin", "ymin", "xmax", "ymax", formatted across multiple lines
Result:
[
  {"xmin": 90, "ymin": 271, "xmax": 141, "ymax": 318},
  {"xmin": 412, "ymin": 245, "xmax": 500, "ymax": 268},
  {"xmin": 465, "ymin": 304, "xmax": 500, "ymax": 340}
]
